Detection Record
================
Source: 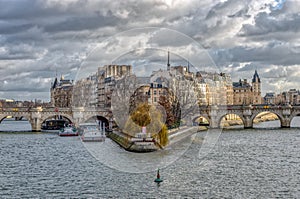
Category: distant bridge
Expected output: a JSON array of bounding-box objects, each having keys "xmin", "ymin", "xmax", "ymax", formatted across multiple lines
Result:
[
  {"xmin": 0, "ymin": 107, "xmax": 111, "ymax": 131},
  {"xmin": 192, "ymin": 104, "xmax": 300, "ymax": 128},
  {"xmin": 1, "ymin": 104, "xmax": 300, "ymax": 131}
]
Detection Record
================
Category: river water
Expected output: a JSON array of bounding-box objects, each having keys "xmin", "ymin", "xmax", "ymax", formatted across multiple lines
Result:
[{"xmin": 0, "ymin": 119, "xmax": 300, "ymax": 198}]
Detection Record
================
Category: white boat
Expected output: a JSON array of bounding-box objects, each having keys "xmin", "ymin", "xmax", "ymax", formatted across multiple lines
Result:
[
  {"xmin": 79, "ymin": 123, "xmax": 105, "ymax": 142},
  {"xmin": 59, "ymin": 126, "xmax": 79, "ymax": 136}
]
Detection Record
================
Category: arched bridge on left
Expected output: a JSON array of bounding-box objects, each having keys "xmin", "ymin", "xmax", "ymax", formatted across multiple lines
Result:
[{"xmin": 0, "ymin": 107, "xmax": 111, "ymax": 131}]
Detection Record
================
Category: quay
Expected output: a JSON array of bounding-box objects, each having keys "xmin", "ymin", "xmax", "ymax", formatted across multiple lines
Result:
[
  {"xmin": 106, "ymin": 130, "xmax": 158, "ymax": 152},
  {"xmin": 107, "ymin": 126, "xmax": 201, "ymax": 152}
]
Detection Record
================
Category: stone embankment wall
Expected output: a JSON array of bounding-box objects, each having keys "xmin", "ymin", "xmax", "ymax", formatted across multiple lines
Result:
[{"xmin": 107, "ymin": 131, "xmax": 158, "ymax": 152}]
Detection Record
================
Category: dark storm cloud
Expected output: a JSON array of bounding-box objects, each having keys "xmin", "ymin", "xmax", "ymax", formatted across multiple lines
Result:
[
  {"xmin": 211, "ymin": 42, "xmax": 300, "ymax": 67},
  {"xmin": 0, "ymin": 22, "xmax": 34, "ymax": 35},
  {"xmin": 43, "ymin": 12, "xmax": 120, "ymax": 33},
  {"xmin": 240, "ymin": 12, "xmax": 300, "ymax": 38},
  {"xmin": 0, "ymin": 0, "xmax": 49, "ymax": 20}
]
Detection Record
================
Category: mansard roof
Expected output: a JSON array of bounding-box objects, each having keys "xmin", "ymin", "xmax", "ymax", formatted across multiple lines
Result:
[{"xmin": 233, "ymin": 79, "xmax": 251, "ymax": 88}]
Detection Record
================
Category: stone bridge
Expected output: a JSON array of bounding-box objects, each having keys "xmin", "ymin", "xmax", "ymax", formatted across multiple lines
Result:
[
  {"xmin": 1, "ymin": 104, "xmax": 300, "ymax": 131},
  {"xmin": 0, "ymin": 107, "xmax": 111, "ymax": 131},
  {"xmin": 191, "ymin": 104, "xmax": 300, "ymax": 128}
]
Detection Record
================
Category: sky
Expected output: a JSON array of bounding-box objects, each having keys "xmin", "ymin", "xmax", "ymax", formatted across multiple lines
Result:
[{"xmin": 0, "ymin": 0, "xmax": 299, "ymax": 101}]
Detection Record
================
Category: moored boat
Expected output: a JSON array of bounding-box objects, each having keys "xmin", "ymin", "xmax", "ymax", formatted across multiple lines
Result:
[
  {"xmin": 59, "ymin": 126, "xmax": 79, "ymax": 136},
  {"xmin": 81, "ymin": 131, "xmax": 105, "ymax": 142},
  {"xmin": 42, "ymin": 119, "xmax": 69, "ymax": 132},
  {"xmin": 79, "ymin": 123, "xmax": 105, "ymax": 142}
]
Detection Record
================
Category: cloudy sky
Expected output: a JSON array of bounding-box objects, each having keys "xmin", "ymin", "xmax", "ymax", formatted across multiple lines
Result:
[{"xmin": 0, "ymin": 0, "xmax": 298, "ymax": 101}]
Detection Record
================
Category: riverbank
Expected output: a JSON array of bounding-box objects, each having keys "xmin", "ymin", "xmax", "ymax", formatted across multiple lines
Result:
[
  {"xmin": 168, "ymin": 126, "xmax": 200, "ymax": 145},
  {"xmin": 168, "ymin": 126, "xmax": 207, "ymax": 145}
]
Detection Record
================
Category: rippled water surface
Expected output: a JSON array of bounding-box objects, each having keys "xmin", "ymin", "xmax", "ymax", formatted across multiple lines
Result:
[{"xmin": 0, "ymin": 120, "xmax": 300, "ymax": 198}]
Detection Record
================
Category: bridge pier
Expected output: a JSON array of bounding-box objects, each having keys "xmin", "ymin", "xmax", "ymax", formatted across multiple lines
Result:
[
  {"xmin": 280, "ymin": 107, "xmax": 291, "ymax": 128},
  {"xmin": 31, "ymin": 118, "xmax": 42, "ymax": 132},
  {"xmin": 281, "ymin": 116, "xmax": 291, "ymax": 128},
  {"xmin": 30, "ymin": 110, "xmax": 42, "ymax": 132},
  {"xmin": 209, "ymin": 116, "xmax": 219, "ymax": 128},
  {"xmin": 243, "ymin": 116, "xmax": 253, "ymax": 129},
  {"xmin": 208, "ymin": 106, "xmax": 219, "ymax": 128},
  {"xmin": 72, "ymin": 107, "xmax": 85, "ymax": 127}
]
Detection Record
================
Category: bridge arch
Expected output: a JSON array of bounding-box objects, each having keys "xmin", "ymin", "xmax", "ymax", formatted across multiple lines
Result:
[
  {"xmin": 251, "ymin": 111, "xmax": 282, "ymax": 128},
  {"xmin": 0, "ymin": 114, "xmax": 32, "ymax": 131},
  {"xmin": 83, "ymin": 115, "xmax": 109, "ymax": 122},
  {"xmin": 0, "ymin": 113, "xmax": 31, "ymax": 123},
  {"xmin": 290, "ymin": 112, "xmax": 300, "ymax": 127},
  {"xmin": 41, "ymin": 114, "xmax": 74, "ymax": 124},
  {"xmin": 218, "ymin": 113, "xmax": 245, "ymax": 128},
  {"xmin": 0, "ymin": 115, "xmax": 10, "ymax": 123},
  {"xmin": 81, "ymin": 114, "xmax": 110, "ymax": 131},
  {"xmin": 192, "ymin": 115, "xmax": 210, "ymax": 126}
]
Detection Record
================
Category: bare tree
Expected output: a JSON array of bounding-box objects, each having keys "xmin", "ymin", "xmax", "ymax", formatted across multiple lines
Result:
[
  {"xmin": 110, "ymin": 75, "xmax": 139, "ymax": 129},
  {"xmin": 167, "ymin": 75, "xmax": 199, "ymax": 125}
]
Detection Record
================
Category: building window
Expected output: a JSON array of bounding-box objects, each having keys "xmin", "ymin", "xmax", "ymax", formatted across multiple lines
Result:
[
  {"xmin": 154, "ymin": 90, "xmax": 157, "ymax": 95},
  {"xmin": 154, "ymin": 97, "xmax": 157, "ymax": 102}
]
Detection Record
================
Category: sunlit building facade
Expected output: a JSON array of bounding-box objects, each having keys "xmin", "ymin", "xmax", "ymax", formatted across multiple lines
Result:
[{"xmin": 232, "ymin": 70, "xmax": 262, "ymax": 105}]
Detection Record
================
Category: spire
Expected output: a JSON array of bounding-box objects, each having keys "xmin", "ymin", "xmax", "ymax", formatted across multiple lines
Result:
[
  {"xmin": 187, "ymin": 60, "xmax": 190, "ymax": 73},
  {"xmin": 167, "ymin": 51, "xmax": 170, "ymax": 71},
  {"xmin": 52, "ymin": 69, "xmax": 58, "ymax": 89},
  {"xmin": 252, "ymin": 70, "xmax": 260, "ymax": 83},
  {"xmin": 52, "ymin": 77, "xmax": 58, "ymax": 89}
]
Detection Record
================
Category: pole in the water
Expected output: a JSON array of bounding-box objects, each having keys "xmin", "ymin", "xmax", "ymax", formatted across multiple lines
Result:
[{"xmin": 154, "ymin": 169, "xmax": 163, "ymax": 183}]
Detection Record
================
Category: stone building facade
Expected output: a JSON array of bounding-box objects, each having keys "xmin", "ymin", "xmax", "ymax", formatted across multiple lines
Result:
[
  {"xmin": 70, "ymin": 65, "xmax": 133, "ymax": 109},
  {"xmin": 97, "ymin": 65, "xmax": 132, "ymax": 108},
  {"xmin": 273, "ymin": 89, "xmax": 300, "ymax": 105},
  {"xmin": 50, "ymin": 76, "xmax": 73, "ymax": 107},
  {"xmin": 72, "ymin": 74, "xmax": 98, "ymax": 107},
  {"xmin": 195, "ymin": 71, "xmax": 233, "ymax": 106},
  {"xmin": 232, "ymin": 70, "xmax": 262, "ymax": 105}
]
